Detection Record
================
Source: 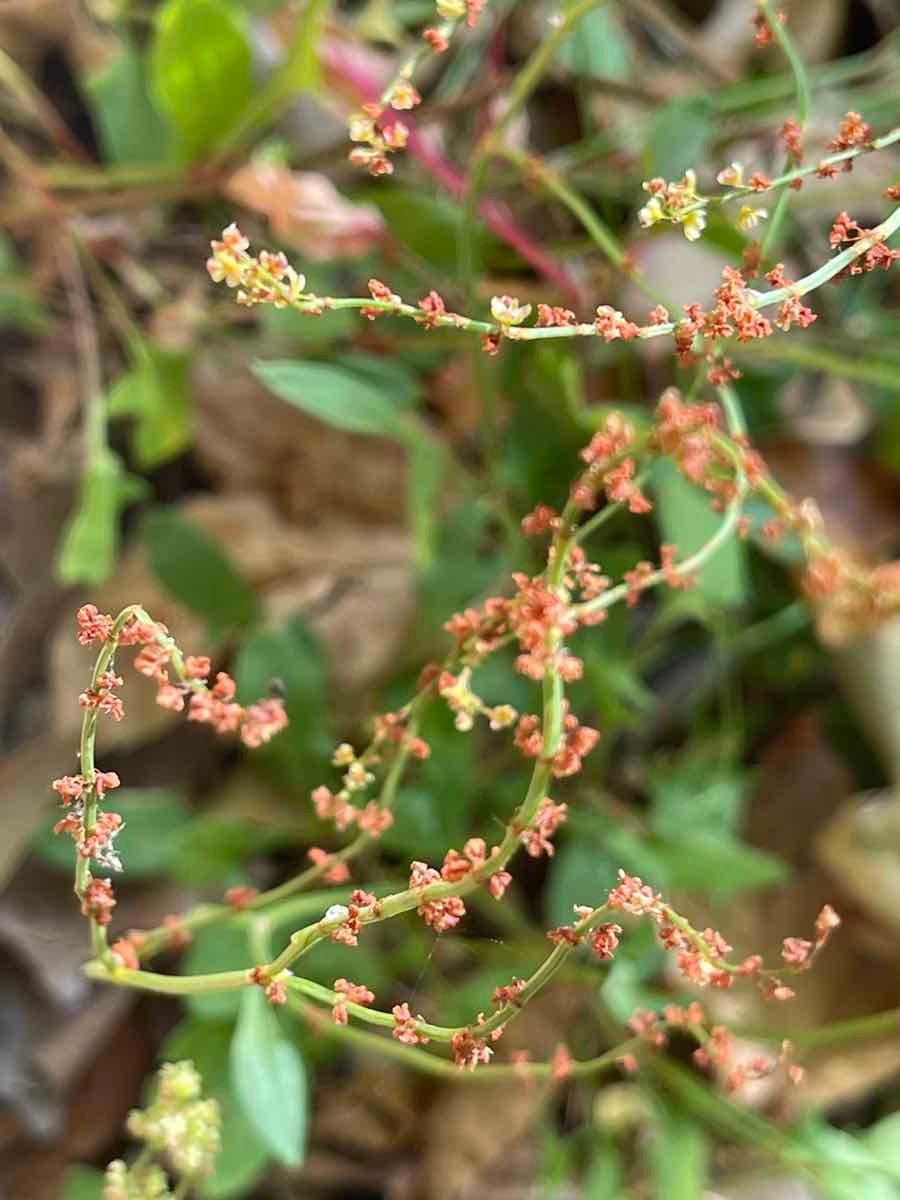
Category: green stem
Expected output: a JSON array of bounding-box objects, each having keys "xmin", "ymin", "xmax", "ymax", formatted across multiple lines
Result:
[
  {"xmin": 495, "ymin": 147, "xmax": 671, "ymax": 308},
  {"xmin": 756, "ymin": 0, "xmax": 811, "ymax": 259},
  {"xmin": 287, "ymin": 990, "xmax": 639, "ymax": 1081}
]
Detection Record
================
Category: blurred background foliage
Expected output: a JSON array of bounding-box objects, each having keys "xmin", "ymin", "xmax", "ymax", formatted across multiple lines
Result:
[{"xmin": 2, "ymin": 0, "xmax": 900, "ymax": 1196}]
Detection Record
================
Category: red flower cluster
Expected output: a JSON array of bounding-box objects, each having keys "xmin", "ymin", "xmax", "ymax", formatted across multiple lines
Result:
[
  {"xmin": 520, "ymin": 797, "xmax": 568, "ymax": 858},
  {"xmin": 514, "ymin": 706, "xmax": 600, "ymax": 777},
  {"xmin": 331, "ymin": 889, "xmax": 378, "ymax": 946},
  {"xmin": 409, "ymin": 860, "xmax": 466, "ymax": 931},
  {"xmin": 332, "ymin": 978, "xmax": 375, "ymax": 1025},
  {"xmin": 392, "ymin": 1002, "xmax": 429, "ymax": 1045}
]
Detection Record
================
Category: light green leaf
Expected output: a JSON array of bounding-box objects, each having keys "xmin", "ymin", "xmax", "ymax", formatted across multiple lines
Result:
[
  {"xmin": 253, "ymin": 359, "xmax": 411, "ymax": 438},
  {"xmin": 108, "ymin": 345, "xmax": 192, "ymax": 468},
  {"xmin": 648, "ymin": 832, "xmax": 788, "ymax": 897},
  {"xmin": 231, "ymin": 987, "xmax": 308, "ymax": 1167},
  {"xmin": 161, "ymin": 1018, "xmax": 270, "ymax": 1198},
  {"xmin": 62, "ymin": 1166, "xmax": 105, "ymax": 1200},
  {"xmin": 141, "ymin": 508, "xmax": 260, "ymax": 635},
  {"xmin": 558, "ymin": 7, "xmax": 631, "ymax": 80},
  {"xmin": 86, "ymin": 40, "xmax": 172, "ymax": 164},
  {"xmin": 56, "ymin": 449, "xmax": 148, "ymax": 585},
  {"xmin": 652, "ymin": 457, "xmax": 747, "ymax": 607},
  {"xmin": 408, "ymin": 430, "xmax": 445, "ymax": 571},
  {"xmin": 33, "ymin": 788, "xmax": 191, "ymax": 878},
  {"xmin": 150, "ymin": 0, "xmax": 252, "ymax": 160},
  {"xmin": 647, "ymin": 1101, "xmax": 709, "ymax": 1200},
  {"xmin": 649, "ymin": 760, "xmax": 752, "ymax": 842},
  {"xmin": 184, "ymin": 926, "xmax": 252, "ymax": 1022}
]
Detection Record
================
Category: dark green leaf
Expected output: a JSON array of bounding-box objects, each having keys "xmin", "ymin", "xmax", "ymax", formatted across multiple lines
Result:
[
  {"xmin": 56, "ymin": 450, "xmax": 147, "ymax": 586},
  {"xmin": 234, "ymin": 616, "xmax": 330, "ymax": 781},
  {"xmin": 544, "ymin": 839, "xmax": 619, "ymax": 928},
  {"xmin": 367, "ymin": 186, "xmax": 496, "ymax": 270},
  {"xmin": 171, "ymin": 815, "xmax": 274, "ymax": 885},
  {"xmin": 141, "ymin": 508, "xmax": 259, "ymax": 634},
  {"xmin": 86, "ymin": 40, "xmax": 172, "ymax": 164},
  {"xmin": 150, "ymin": 0, "xmax": 252, "ymax": 160},
  {"xmin": 161, "ymin": 1018, "xmax": 270, "ymax": 1197},
  {"xmin": 253, "ymin": 359, "xmax": 410, "ymax": 438},
  {"xmin": 231, "ymin": 987, "xmax": 308, "ymax": 1166},
  {"xmin": 108, "ymin": 346, "xmax": 192, "ymax": 468}
]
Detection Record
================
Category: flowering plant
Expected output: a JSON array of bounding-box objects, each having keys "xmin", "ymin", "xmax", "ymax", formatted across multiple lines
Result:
[{"xmin": 19, "ymin": 0, "xmax": 900, "ymax": 1192}]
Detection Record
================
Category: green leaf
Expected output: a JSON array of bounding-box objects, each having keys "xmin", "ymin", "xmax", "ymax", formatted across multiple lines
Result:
[
  {"xmin": 408, "ymin": 430, "xmax": 445, "ymax": 572},
  {"xmin": 141, "ymin": 508, "xmax": 259, "ymax": 635},
  {"xmin": 253, "ymin": 359, "xmax": 411, "ymax": 438},
  {"xmin": 161, "ymin": 1018, "xmax": 270, "ymax": 1197},
  {"xmin": 62, "ymin": 1166, "xmax": 105, "ymax": 1200},
  {"xmin": 647, "ymin": 1101, "xmax": 709, "ymax": 1200},
  {"xmin": 558, "ymin": 7, "xmax": 631, "ymax": 80},
  {"xmin": 651, "ymin": 457, "xmax": 747, "ymax": 607},
  {"xmin": 584, "ymin": 1138, "xmax": 625, "ymax": 1199},
  {"xmin": 368, "ymin": 186, "xmax": 496, "ymax": 271},
  {"xmin": 231, "ymin": 987, "xmax": 308, "ymax": 1167},
  {"xmin": 794, "ymin": 1118, "xmax": 900, "ymax": 1200},
  {"xmin": 171, "ymin": 815, "xmax": 274, "ymax": 885},
  {"xmin": 234, "ymin": 616, "xmax": 330, "ymax": 781},
  {"xmin": 646, "ymin": 96, "xmax": 714, "ymax": 180},
  {"xmin": 649, "ymin": 761, "xmax": 752, "ymax": 842},
  {"xmin": 32, "ymin": 788, "xmax": 191, "ymax": 878},
  {"xmin": 108, "ymin": 345, "xmax": 192, "ymax": 468},
  {"xmin": 150, "ymin": 0, "xmax": 252, "ymax": 161},
  {"xmin": 183, "ymin": 926, "xmax": 251, "ymax": 1022},
  {"xmin": 648, "ymin": 832, "xmax": 788, "ymax": 898},
  {"xmin": 545, "ymin": 839, "xmax": 619, "ymax": 928},
  {"xmin": 86, "ymin": 40, "xmax": 172, "ymax": 164},
  {"xmin": 56, "ymin": 450, "xmax": 147, "ymax": 586}
]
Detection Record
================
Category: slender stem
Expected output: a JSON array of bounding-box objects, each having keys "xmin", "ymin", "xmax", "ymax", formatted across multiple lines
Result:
[
  {"xmin": 245, "ymin": 200, "xmax": 900, "ymax": 346},
  {"xmin": 756, "ymin": 0, "xmax": 811, "ymax": 259},
  {"xmin": 460, "ymin": 0, "xmax": 608, "ymax": 302},
  {"xmin": 287, "ymin": 990, "xmax": 640, "ymax": 1081},
  {"xmin": 495, "ymin": 146, "xmax": 671, "ymax": 308},
  {"xmin": 681, "ymin": 126, "xmax": 900, "ymax": 219}
]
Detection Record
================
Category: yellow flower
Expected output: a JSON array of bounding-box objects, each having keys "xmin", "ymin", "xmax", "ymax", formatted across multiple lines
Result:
[
  {"xmin": 737, "ymin": 204, "xmax": 768, "ymax": 231},
  {"xmin": 679, "ymin": 208, "xmax": 707, "ymax": 242},
  {"xmin": 490, "ymin": 295, "xmax": 532, "ymax": 326},
  {"xmin": 638, "ymin": 196, "xmax": 664, "ymax": 228}
]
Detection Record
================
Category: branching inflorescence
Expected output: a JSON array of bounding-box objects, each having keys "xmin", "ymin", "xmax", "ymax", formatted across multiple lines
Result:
[{"xmin": 56, "ymin": 0, "xmax": 900, "ymax": 1105}]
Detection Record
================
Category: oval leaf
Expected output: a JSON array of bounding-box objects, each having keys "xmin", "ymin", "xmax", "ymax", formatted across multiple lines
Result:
[
  {"xmin": 150, "ymin": 0, "xmax": 252, "ymax": 161},
  {"xmin": 253, "ymin": 359, "xmax": 409, "ymax": 438},
  {"xmin": 230, "ymin": 987, "xmax": 307, "ymax": 1167},
  {"xmin": 141, "ymin": 508, "xmax": 259, "ymax": 635}
]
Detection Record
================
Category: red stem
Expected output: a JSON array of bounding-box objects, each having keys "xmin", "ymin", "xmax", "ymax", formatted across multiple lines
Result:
[{"xmin": 322, "ymin": 39, "xmax": 586, "ymax": 307}]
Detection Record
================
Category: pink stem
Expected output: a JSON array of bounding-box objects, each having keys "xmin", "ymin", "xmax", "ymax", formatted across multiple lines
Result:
[{"xmin": 322, "ymin": 39, "xmax": 586, "ymax": 308}]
